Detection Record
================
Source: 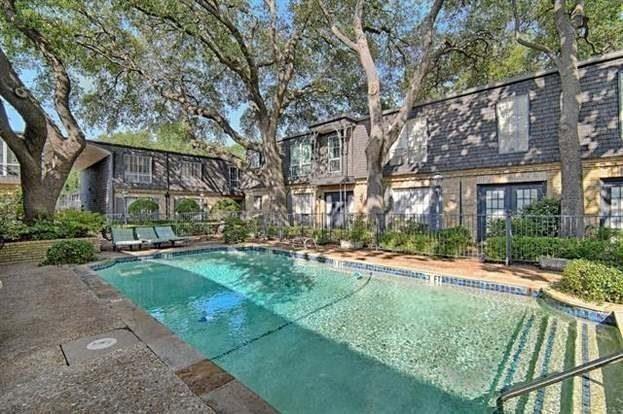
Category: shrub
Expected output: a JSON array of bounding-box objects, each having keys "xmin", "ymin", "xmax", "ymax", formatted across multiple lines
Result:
[
  {"xmin": 223, "ymin": 216, "xmax": 250, "ymax": 244},
  {"xmin": 557, "ymin": 260, "xmax": 623, "ymax": 304},
  {"xmin": 347, "ymin": 216, "xmax": 371, "ymax": 245},
  {"xmin": 311, "ymin": 229, "xmax": 330, "ymax": 245},
  {"xmin": 128, "ymin": 198, "xmax": 159, "ymax": 215},
  {"xmin": 484, "ymin": 236, "xmax": 623, "ymax": 267},
  {"xmin": 435, "ymin": 226, "xmax": 472, "ymax": 256},
  {"xmin": 42, "ymin": 240, "xmax": 97, "ymax": 265},
  {"xmin": 55, "ymin": 210, "xmax": 106, "ymax": 237},
  {"xmin": 210, "ymin": 199, "xmax": 241, "ymax": 217},
  {"xmin": 175, "ymin": 198, "xmax": 201, "ymax": 214}
]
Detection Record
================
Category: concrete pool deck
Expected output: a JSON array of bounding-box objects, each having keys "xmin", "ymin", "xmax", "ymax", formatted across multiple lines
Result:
[{"xmin": 0, "ymin": 260, "xmax": 275, "ymax": 413}]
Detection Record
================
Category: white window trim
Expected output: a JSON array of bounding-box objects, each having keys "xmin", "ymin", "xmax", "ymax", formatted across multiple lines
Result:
[
  {"xmin": 0, "ymin": 139, "xmax": 19, "ymax": 177},
  {"xmin": 124, "ymin": 154, "xmax": 152, "ymax": 184},
  {"xmin": 290, "ymin": 138, "xmax": 312, "ymax": 178},
  {"xmin": 328, "ymin": 134, "xmax": 342, "ymax": 173},
  {"xmin": 181, "ymin": 160, "xmax": 201, "ymax": 178},
  {"xmin": 229, "ymin": 166, "xmax": 240, "ymax": 189}
]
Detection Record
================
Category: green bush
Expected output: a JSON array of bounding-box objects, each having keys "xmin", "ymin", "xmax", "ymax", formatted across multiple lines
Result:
[
  {"xmin": 128, "ymin": 198, "xmax": 159, "ymax": 215},
  {"xmin": 223, "ymin": 216, "xmax": 250, "ymax": 244},
  {"xmin": 436, "ymin": 226, "xmax": 472, "ymax": 256},
  {"xmin": 557, "ymin": 260, "xmax": 623, "ymax": 304},
  {"xmin": 312, "ymin": 229, "xmax": 331, "ymax": 245},
  {"xmin": 175, "ymin": 198, "xmax": 201, "ymax": 214},
  {"xmin": 484, "ymin": 236, "xmax": 623, "ymax": 266},
  {"xmin": 42, "ymin": 240, "xmax": 97, "ymax": 265},
  {"xmin": 347, "ymin": 216, "xmax": 372, "ymax": 245},
  {"xmin": 55, "ymin": 210, "xmax": 106, "ymax": 237},
  {"xmin": 487, "ymin": 198, "xmax": 562, "ymax": 238},
  {"xmin": 210, "ymin": 199, "xmax": 240, "ymax": 216}
]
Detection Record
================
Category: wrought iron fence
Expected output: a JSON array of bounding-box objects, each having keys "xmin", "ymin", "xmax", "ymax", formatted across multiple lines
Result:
[
  {"xmin": 105, "ymin": 211, "xmax": 235, "ymax": 225},
  {"xmin": 245, "ymin": 211, "xmax": 623, "ymax": 265}
]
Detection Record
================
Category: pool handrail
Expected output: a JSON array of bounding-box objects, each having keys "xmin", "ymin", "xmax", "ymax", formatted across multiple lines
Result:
[{"xmin": 495, "ymin": 349, "xmax": 623, "ymax": 413}]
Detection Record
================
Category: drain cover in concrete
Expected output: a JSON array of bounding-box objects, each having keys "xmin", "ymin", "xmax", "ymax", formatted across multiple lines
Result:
[{"xmin": 61, "ymin": 329, "xmax": 138, "ymax": 365}]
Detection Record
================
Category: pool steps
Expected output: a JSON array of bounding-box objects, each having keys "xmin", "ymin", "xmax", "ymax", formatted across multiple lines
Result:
[{"xmin": 491, "ymin": 313, "xmax": 607, "ymax": 413}]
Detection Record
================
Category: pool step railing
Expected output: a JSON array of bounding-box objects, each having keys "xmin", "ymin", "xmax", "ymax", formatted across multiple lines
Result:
[{"xmin": 495, "ymin": 347, "xmax": 623, "ymax": 413}]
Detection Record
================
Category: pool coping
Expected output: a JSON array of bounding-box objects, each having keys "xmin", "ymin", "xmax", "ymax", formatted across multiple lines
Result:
[
  {"xmin": 90, "ymin": 244, "xmax": 620, "ymax": 330},
  {"xmin": 74, "ymin": 264, "xmax": 277, "ymax": 414}
]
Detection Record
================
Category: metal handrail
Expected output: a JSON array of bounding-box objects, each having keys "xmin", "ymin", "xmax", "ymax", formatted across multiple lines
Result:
[{"xmin": 496, "ymin": 350, "xmax": 623, "ymax": 413}]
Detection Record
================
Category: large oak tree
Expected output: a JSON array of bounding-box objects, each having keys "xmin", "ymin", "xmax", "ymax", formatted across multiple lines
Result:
[{"xmin": 0, "ymin": 0, "xmax": 86, "ymax": 221}]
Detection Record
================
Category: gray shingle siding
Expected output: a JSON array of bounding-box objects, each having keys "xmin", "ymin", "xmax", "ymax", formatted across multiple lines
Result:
[{"xmin": 281, "ymin": 54, "xmax": 623, "ymax": 182}]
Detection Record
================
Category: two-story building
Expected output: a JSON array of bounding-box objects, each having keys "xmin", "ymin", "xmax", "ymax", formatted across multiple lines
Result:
[
  {"xmin": 74, "ymin": 141, "xmax": 242, "ymax": 216},
  {"xmin": 245, "ymin": 51, "xmax": 623, "ymax": 232}
]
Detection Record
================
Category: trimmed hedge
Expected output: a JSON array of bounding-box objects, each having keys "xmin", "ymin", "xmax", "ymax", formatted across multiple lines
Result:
[
  {"xmin": 42, "ymin": 240, "xmax": 97, "ymax": 265},
  {"xmin": 1, "ymin": 209, "xmax": 105, "ymax": 242},
  {"xmin": 380, "ymin": 226, "xmax": 472, "ymax": 257},
  {"xmin": 557, "ymin": 259, "xmax": 623, "ymax": 304},
  {"xmin": 175, "ymin": 198, "xmax": 201, "ymax": 214},
  {"xmin": 485, "ymin": 236, "xmax": 623, "ymax": 267},
  {"xmin": 128, "ymin": 198, "xmax": 159, "ymax": 215}
]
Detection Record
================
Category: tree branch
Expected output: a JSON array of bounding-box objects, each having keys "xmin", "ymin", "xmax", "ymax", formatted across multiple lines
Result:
[
  {"xmin": 1, "ymin": 0, "xmax": 85, "ymax": 148},
  {"xmin": 511, "ymin": 0, "xmax": 560, "ymax": 66},
  {"xmin": 317, "ymin": 0, "xmax": 359, "ymax": 51}
]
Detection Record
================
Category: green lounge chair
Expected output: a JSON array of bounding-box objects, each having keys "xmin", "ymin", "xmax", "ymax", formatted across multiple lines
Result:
[
  {"xmin": 135, "ymin": 226, "xmax": 169, "ymax": 247},
  {"xmin": 111, "ymin": 227, "xmax": 142, "ymax": 251},
  {"xmin": 154, "ymin": 226, "xmax": 191, "ymax": 245}
]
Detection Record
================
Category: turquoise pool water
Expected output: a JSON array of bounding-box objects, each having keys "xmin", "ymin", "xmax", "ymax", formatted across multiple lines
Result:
[{"xmin": 97, "ymin": 250, "xmax": 623, "ymax": 413}]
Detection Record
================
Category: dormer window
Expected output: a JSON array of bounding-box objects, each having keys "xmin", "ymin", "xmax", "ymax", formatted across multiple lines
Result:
[
  {"xmin": 388, "ymin": 117, "xmax": 428, "ymax": 165},
  {"xmin": 248, "ymin": 150, "xmax": 262, "ymax": 169},
  {"xmin": 181, "ymin": 161, "xmax": 201, "ymax": 178},
  {"xmin": 124, "ymin": 154, "xmax": 152, "ymax": 184},
  {"xmin": 328, "ymin": 134, "xmax": 342, "ymax": 173},
  {"xmin": 229, "ymin": 166, "xmax": 240, "ymax": 190},
  {"xmin": 290, "ymin": 137, "xmax": 312, "ymax": 178}
]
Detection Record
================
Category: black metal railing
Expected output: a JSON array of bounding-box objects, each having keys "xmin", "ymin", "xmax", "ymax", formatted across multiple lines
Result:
[{"xmin": 495, "ymin": 350, "xmax": 623, "ymax": 413}]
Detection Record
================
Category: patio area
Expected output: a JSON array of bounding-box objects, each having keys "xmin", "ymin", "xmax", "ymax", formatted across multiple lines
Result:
[{"xmin": 0, "ymin": 259, "xmax": 274, "ymax": 413}]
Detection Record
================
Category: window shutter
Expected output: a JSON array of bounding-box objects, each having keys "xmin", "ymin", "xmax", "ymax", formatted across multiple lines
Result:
[
  {"xmin": 497, "ymin": 95, "xmax": 529, "ymax": 154},
  {"xmin": 408, "ymin": 117, "xmax": 428, "ymax": 164}
]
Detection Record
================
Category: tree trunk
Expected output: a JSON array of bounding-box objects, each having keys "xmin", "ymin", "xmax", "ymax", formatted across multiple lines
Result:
[
  {"xmin": 261, "ymin": 126, "xmax": 288, "ymax": 224},
  {"xmin": 21, "ymin": 170, "xmax": 65, "ymax": 222},
  {"xmin": 556, "ymin": 0, "xmax": 585, "ymax": 237},
  {"xmin": 365, "ymin": 127, "xmax": 385, "ymax": 218}
]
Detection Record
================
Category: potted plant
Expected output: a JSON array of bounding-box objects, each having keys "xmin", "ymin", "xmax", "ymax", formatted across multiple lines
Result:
[{"xmin": 340, "ymin": 216, "xmax": 368, "ymax": 250}]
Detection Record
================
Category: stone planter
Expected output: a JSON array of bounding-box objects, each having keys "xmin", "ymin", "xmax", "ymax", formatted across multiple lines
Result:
[
  {"xmin": 0, "ymin": 237, "xmax": 101, "ymax": 265},
  {"xmin": 340, "ymin": 240, "xmax": 363, "ymax": 250},
  {"xmin": 539, "ymin": 257, "xmax": 569, "ymax": 272}
]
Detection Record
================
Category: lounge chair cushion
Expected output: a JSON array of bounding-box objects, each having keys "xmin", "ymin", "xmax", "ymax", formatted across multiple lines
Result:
[
  {"xmin": 112, "ymin": 228, "xmax": 140, "ymax": 245},
  {"xmin": 154, "ymin": 226, "xmax": 188, "ymax": 241},
  {"xmin": 135, "ymin": 226, "xmax": 164, "ymax": 243}
]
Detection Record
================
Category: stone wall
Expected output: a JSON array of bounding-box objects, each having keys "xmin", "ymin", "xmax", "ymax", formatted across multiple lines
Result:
[{"xmin": 0, "ymin": 237, "xmax": 101, "ymax": 265}]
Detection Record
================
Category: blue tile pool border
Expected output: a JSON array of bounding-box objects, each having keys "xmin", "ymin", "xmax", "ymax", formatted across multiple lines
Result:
[{"xmin": 90, "ymin": 245, "xmax": 616, "ymax": 326}]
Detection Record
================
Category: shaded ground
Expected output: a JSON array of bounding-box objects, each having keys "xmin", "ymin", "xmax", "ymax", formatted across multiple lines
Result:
[{"xmin": 0, "ymin": 262, "xmax": 212, "ymax": 413}]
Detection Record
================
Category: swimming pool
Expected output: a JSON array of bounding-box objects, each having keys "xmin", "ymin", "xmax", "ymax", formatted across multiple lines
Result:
[{"xmin": 96, "ymin": 248, "xmax": 623, "ymax": 413}]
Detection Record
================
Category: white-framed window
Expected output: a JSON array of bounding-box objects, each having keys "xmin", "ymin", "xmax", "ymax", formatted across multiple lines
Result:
[
  {"xmin": 229, "ymin": 166, "xmax": 240, "ymax": 190},
  {"xmin": 328, "ymin": 134, "xmax": 342, "ymax": 173},
  {"xmin": 124, "ymin": 154, "xmax": 152, "ymax": 184},
  {"xmin": 248, "ymin": 151, "xmax": 262, "ymax": 169},
  {"xmin": 388, "ymin": 117, "xmax": 428, "ymax": 164},
  {"xmin": 0, "ymin": 139, "xmax": 19, "ymax": 177},
  {"xmin": 181, "ymin": 161, "xmax": 201, "ymax": 178},
  {"xmin": 289, "ymin": 137, "xmax": 312, "ymax": 178},
  {"xmin": 390, "ymin": 187, "xmax": 433, "ymax": 215},
  {"xmin": 603, "ymin": 179, "xmax": 623, "ymax": 229},
  {"xmin": 291, "ymin": 193, "xmax": 313, "ymax": 215},
  {"xmin": 253, "ymin": 195, "xmax": 262, "ymax": 211},
  {"xmin": 497, "ymin": 94, "xmax": 529, "ymax": 154}
]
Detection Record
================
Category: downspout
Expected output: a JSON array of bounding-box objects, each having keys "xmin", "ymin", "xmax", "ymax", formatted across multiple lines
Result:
[{"xmin": 165, "ymin": 153, "xmax": 171, "ymax": 219}]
